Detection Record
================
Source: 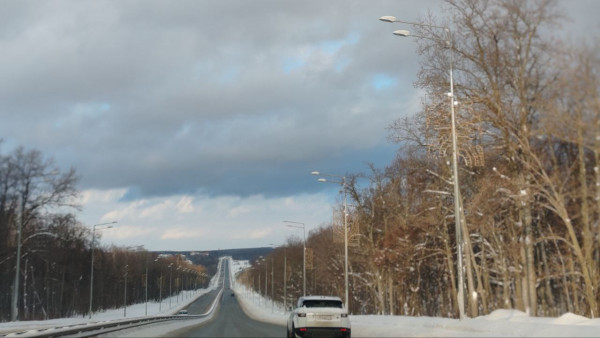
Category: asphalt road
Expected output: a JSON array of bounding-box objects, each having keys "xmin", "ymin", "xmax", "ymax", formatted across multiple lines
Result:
[{"xmin": 169, "ymin": 259, "xmax": 285, "ymax": 337}]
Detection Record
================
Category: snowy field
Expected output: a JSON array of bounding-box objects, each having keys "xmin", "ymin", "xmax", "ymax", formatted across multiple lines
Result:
[{"xmin": 1, "ymin": 257, "xmax": 600, "ymax": 337}]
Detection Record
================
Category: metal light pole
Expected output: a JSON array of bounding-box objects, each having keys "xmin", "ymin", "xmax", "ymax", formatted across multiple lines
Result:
[
  {"xmin": 155, "ymin": 258, "xmax": 163, "ymax": 312},
  {"xmin": 88, "ymin": 221, "xmax": 117, "ymax": 319},
  {"xmin": 168, "ymin": 263, "xmax": 173, "ymax": 308},
  {"xmin": 177, "ymin": 266, "xmax": 181, "ymax": 304},
  {"xmin": 11, "ymin": 170, "xmax": 60, "ymax": 321},
  {"xmin": 123, "ymin": 264, "xmax": 128, "ymax": 318},
  {"xmin": 284, "ymin": 249, "xmax": 287, "ymax": 311},
  {"xmin": 271, "ymin": 258, "xmax": 274, "ymax": 313},
  {"xmin": 379, "ymin": 15, "xmax": 465, "ymax": 320},
  {"xmin": 159, "ymin": 271, "xmax": 163, "ymax": 311},
  {"xmin": 145, "ymin": 256, "xmax": 148, "ymax": 316},
  {"xmin": 10, "ymin": 195, "xmax": 25, "ymax": 322},
  {"xmin": 311, "ymin": 171, "xmax": 350, "ymax": 312},
  {"xmin": 283, "ymin": 221, "xmax": 306, "ymax": 297}
]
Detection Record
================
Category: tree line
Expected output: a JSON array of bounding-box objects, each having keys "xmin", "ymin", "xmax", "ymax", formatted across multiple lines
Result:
[
  {"xmin": 0, "ymin": 146, "xmax": 208, "ymax": 322},
  {"xmin": 239, "ymin": 0, "xmax": 600, "ymax": 319}
]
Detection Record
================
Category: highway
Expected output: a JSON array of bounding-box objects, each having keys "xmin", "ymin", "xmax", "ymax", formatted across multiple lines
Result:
[{"xmin": 166, "ymin": 258, "xmax": 285, "ymax": 337}]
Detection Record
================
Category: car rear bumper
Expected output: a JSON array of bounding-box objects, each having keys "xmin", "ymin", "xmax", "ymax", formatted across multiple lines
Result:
[{"xmin": 294, "ymin": 327, "xmax": 351, "ymax": 338}]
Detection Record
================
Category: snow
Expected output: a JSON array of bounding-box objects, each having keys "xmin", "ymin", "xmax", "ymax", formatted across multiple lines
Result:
[
  {"xmin": 0, "ymin": 265, "xmax": 223, "ymax": 337},
  {"xmin": 2, "ymin": 257, "xmax": 600, "ymax": 337},
  {"xmin": 228, "ymin": 259, "xmax": 600, "ymax": 337}
]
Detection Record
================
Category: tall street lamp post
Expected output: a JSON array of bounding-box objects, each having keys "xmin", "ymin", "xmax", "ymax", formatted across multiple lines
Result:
[
  {"xmin": 10, "ymin": 196, "xmax": 25, "ymax": 322},
  {"xmin": 123, "ymin": 264, "xmax": 129, "ymax": 318},
  {"xmin": 168, "ymin": 263, "xmax": 174, "ymax": 308},
  {"xmin": 379, "ymin": 15, "xmax": 465, "ymax": 320},
  {"xmin": 283, "ymin": 221, "xmax": 306, "ymax": 297},
  {"xmin": 283, "ymin": 248, "xmax": 287, "ymax": 311},
  {"xmin": 155, "ymin": 258, "xmax": 163, "ymax": 312},
  {"xmin": 311, "ymin": 171, "xmax": 350, "ymax": 312},
  {"xmin": 11, "ymin": 229, "xmax": 58, "ymax": 321},
  {"xmin": 89, "ymin": 221, "xmax": 117, "ymax": 319},
  {"xmin": 11, "ymin": 170, "xmax": 60, "ymax": 321}
]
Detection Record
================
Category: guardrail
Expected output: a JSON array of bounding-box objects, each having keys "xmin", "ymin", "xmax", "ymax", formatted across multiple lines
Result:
[{"xmin": 3, "ymin": 314, "xmax": 204, "ymax": 338}]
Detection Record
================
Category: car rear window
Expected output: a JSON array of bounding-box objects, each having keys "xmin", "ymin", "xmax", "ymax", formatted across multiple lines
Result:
[{"xmin": 303, "ymin": 300, "xmax": 343, "ymax": 308}]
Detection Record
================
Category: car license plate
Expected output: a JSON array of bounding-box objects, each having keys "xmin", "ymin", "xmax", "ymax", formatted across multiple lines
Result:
[{"xmin": 313, "ymin": 315, "xmax": 332, "ymax": 320}]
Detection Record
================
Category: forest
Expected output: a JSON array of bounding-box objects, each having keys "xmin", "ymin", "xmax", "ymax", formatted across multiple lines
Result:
[
  {"xmin": 239, "ymin": 0, "xmax": 600, "ymax": 319},
  {"xmin": 0, "ymin": 146, "xmax": 208, "ymax": 321}
]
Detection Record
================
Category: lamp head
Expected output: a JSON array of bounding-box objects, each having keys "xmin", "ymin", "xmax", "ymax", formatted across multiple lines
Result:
[
  {"xmin": 393, "ymin": 30, "xmax": 410, "ymax": 37},
  {"xmin": 379, "ymin": 16, "xmax": 396, "ymax": 23}
]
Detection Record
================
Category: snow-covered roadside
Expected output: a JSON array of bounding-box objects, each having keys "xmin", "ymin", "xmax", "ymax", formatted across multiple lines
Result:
[
  {"xmin": 3, "ymin": 257, "xmax": 600, "ymax": 337},
  {"xmin": 0, "ymin": 263, "xmax": 223, "ymax": 336},
  {"xmin": 228, "ymin": 258, "xmax": 600, "ymax": 337}
]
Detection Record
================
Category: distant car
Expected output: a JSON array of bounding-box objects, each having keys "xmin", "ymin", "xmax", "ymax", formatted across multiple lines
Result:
[
  {"xmin": 287, "ymin": 296, "xmax": 351, "ymax": 338},
  {"xmin": 177, "ymin": 309, "xmax": 188, "ymax": 315}
]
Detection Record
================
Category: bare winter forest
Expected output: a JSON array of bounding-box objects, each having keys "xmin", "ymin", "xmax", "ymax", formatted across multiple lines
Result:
[
  {"xmin": 0, "ymin": 147, "xmax": 207, "ymax": 321},
  {"xmin": 241, "ymin": 0, "xmax": 600, "ymax": 319}
]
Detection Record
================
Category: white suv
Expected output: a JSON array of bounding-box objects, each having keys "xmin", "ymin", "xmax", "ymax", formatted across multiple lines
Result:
[{"xmin": 287, "ymin": 296, "xmax": 351, "ymax": 338}]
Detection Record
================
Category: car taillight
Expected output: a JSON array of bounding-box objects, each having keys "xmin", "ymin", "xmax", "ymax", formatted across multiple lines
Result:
[
  {"xmin": 340, "ymin": 328, "xmax": 348, "ymax": 332},
  {"xmin": 300, "ymin": 328, "xmax": 307, "ymax": 332},
  {"xmin": 297, "ymin": 313, "xmax": 306, "ymax": 317},
  {"xmin": 341, "ymin": 313, "xmax": 348, "ymax": 318}
]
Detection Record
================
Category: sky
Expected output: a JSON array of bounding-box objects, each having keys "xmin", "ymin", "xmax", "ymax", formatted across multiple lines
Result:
[{"xmin": 1, "ymin": 0, "xmax": 598, "ymax": 251}]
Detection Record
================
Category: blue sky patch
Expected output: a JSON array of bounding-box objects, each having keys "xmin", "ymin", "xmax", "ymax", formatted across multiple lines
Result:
[
  {"xmin": 371, "ymin": 74, "xmax": 397, "ymax": 90},
  {"xmin": 283, "ymin": 57, "xmax": 306, "ymax": 74}
]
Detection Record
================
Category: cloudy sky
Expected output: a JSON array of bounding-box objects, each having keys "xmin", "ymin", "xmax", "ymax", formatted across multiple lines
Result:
[{"xmin": 1, "ymin": 0, "xmax": 597, "ymax": 251}]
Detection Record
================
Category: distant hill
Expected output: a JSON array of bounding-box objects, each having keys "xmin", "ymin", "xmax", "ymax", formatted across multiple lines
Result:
[{"xmin": 154, "ymin": 247, "xmax": 272, "ymax": 276}]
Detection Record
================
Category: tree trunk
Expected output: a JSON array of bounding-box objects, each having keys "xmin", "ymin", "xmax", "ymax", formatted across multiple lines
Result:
[
  {"xmin": 540, "ymin": 241, "xmax": 556, "ymax": 316},
  {"xmin": 568, "ymin": 257, "xmax": 580, "ymax": 314},
  {"xmin": 388, "ymin": 272, "xmax": 394, "ymax": 315}
]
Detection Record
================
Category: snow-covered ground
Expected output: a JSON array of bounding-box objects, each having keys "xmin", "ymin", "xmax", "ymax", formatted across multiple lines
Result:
[
  {"xmin": 228, "ymin": 259, "xmax": 600, "ymax": 337},
  {"xmin": 0, "ymin": 262, "xmax": 223, "ymax": 336},
  {"xmin": 2, "ymin": 257, "xmax": 600, "ymax": 337}
]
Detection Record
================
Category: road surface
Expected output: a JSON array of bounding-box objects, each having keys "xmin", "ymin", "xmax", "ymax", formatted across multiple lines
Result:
[{"xmin": 168, "ymin": 258, "xmax": 285, "ymax": 337}]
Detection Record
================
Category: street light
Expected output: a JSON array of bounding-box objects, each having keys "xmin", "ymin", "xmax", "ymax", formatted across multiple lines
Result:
[
  {"xmin": 89, "ymin": 221, "xmax": 117, "ymax": 319},
  {"xmin": 155, "ymin": 258, "xmax": 163, "ymax": 312},
  {"xmin": 283, "ymin": 221, "xmax": 306, "ymax": 297},
  {"xmin": 176, "ymin": 266, "xmax": 181, "ymax": 304},
  {"xmin": 379, "ymin": 15, "xmax": 465, "ymax": 320},
  {"xmin": 168, "ymin": 263, "xmax": 174, "ymax": 308},
  {"xmin": 311, "ymin": 171, "xmax": 350, "ymax": 312},
  {"xmin": 11, "ymin": 227, "xmax": 59, "ymax": 321},
  {"xmin": 123, "ymin": 264, "xmax": 129, "ymax": 318}
]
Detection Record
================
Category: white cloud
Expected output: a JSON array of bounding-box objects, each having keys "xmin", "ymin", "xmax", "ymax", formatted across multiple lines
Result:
[
  {"xmin": 103, "ymin": 225, "xmax": 154, "ymax": 240},
  {"xmin": 161, "ymin": 227, "xmax": 205, "ymax": 240},
  {"xmin": 232, "ymin": 227, "xmax": 273, "ymax": 240},
  {"xmin": 176, "ymin": 196, "xmax": 194, "ymax": 213},
  {"xmin": 77, "ymin": 188, "xmax": 334, "ymax": 250}
]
